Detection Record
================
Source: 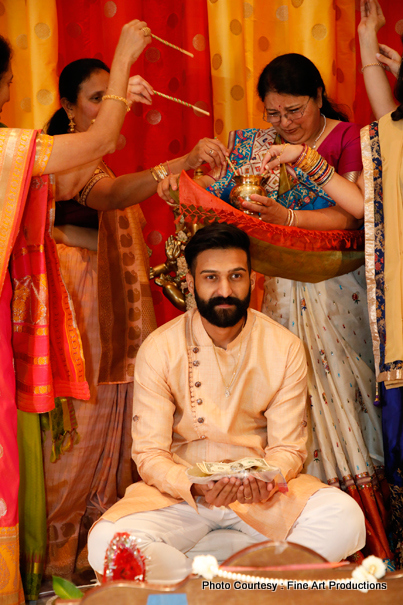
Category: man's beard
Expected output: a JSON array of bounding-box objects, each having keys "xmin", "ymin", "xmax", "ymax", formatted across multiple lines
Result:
[{"xmin": 194, "ymin": 285, "xmax": 251, "ymax": 328}]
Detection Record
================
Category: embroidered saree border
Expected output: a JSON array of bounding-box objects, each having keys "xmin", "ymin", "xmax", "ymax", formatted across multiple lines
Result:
[
  {"xmin": 362, "ymin": 122, "xmax": 403, "ymax": 383},
  {"xmin": 33, "ymin": 133, "xmax": 53, "ymax": 177},
  {"xmin": 81, "ymin": 162, "xmax": 156, "ymax": 384},
  {"xmin": 0, "ymin": 129, "xmax": 37, "ymax": 296},
  {"xmin": 0, "ymin": 129, "xmax": 89, "ymax": 410},
  {"xmin": 0, "ymin": 524, "xmax": 24, "ymax": 605},
  {"xmin": 362, "ymin": 124, "xmax": 381, "ymax": 378},
  {"xmin": 97, "ymin": 203, "xmax": 156, "ymax": 384}
]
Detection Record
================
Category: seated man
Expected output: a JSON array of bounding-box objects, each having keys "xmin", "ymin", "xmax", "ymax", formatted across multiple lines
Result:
[{"xmin": 88, "ymin": 222, "xmax": 365, "ymax": 582}]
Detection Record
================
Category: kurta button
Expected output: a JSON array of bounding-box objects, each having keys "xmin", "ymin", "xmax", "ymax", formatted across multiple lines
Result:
[
  {"xmin": 301, "ymin": 420, "xmax": 307, "ymax": 427},
  {"xmin": 201, "ymin": 435, "xmax": 206, "ymax": 439},
  {"xmin": 195, "ymin": 381, "xmax": 201, "ymax": 387},
  {"xmin": 193, "ymin": 360, "xmax": 200, "ymax": 366},
  {"xmin": 133, "ymin": 415, "xmax": 139, "ymax": 422},
  {"xmin": 197, "ymin": 417, "xmax": 204, "ymax": 423},
  {"xmin": 197, "ymin": 398, "xmax": 203, "ymax": 404},
  {"xmin": 193, "ymin": 347, "xmax": 199, "ymax": 353}
]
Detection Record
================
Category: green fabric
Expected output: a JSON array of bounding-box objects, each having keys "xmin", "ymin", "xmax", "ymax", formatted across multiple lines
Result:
[
  {"xmin": 41, "ymin": 397, "xmax": 80, "ymax": 463},
  {"xmin": 17, "ymin": 410, "xmax": 47, "ymax": 601}
]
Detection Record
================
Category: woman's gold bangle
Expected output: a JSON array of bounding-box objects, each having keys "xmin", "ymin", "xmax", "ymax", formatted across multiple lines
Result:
[
  {"xmin": 102, "ymin": 94, "xmax": 131, "ymax": 112},
  {"xmin": 150, "ymin": 163, "xmax": 169, "ymax": 183},
  {"xmin": 360, "ymin": 62, "xmax": 385, "ymax": 73}
]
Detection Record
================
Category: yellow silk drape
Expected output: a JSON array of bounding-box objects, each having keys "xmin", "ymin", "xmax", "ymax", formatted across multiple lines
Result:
[
  {"xmin": 0, "ymin": 0, "xmax": 58, "ymax": 129},
  {"xmin": 207, "ymin": 0, "xmax": 356, "ymax": 145}
]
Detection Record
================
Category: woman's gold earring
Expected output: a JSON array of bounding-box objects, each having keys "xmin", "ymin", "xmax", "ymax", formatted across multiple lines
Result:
[{"xmin": 68, "ymin": 116, "xmax": 75, "ymax": 132}]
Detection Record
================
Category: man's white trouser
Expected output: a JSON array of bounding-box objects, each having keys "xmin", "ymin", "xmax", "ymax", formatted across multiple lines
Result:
[{"xmin": 88, "ymin": 487, "xmax": 365, "ymax": 583}]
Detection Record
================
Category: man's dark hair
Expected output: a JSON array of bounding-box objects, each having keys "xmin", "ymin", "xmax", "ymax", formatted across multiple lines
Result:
[{"xmin": 184, "ymin": 222, "xmax": 251, "ymax": 275}]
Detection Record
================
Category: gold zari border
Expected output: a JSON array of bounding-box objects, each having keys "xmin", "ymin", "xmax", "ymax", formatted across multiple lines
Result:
[{"xmin": 361, "ymin": 125, "xmax": 381, "ymax": 379}]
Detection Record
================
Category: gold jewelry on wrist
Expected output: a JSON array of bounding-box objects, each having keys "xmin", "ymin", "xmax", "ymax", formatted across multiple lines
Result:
[
  {"xmin": 293, "ymin": 144, "xmax": 335, "ymax": 187},
  {"xmin": 285, "ymin": 208, "xmax": 295, "ymax": 227},
  {"xmin": 150, "ymin": 163, "xmax": 169, "ymax": 183},
  {"xmin": 287, "ymin": 208, "xmax": 297, "ymax": 227},
  {"xmin": 360, "ymin": 62, "xmax": 385, "ymax": 73},
  {"xmin": 293, "ymin": 210, "xmax": 299, "ymax": 228},
  {"xmin": 102, "ymin": 94, "xmax": 131, "ymax": 112}
]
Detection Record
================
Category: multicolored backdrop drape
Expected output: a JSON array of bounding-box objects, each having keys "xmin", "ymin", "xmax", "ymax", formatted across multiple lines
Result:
[
  {"xmin": 1, "ymin": 0, "xmax": 402, "ymax": 324},
  {"xmin": 1, "ymin": 2, "xmax": 403, "ymax": 600}
]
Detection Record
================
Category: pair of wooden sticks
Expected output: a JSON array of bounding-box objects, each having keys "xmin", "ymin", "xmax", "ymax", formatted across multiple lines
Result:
[{"xmin": 142, "ymin": 27, "xmax": 210, "ymax": 117}]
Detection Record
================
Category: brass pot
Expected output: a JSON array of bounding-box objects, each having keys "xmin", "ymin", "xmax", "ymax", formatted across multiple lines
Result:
[{"xmin": 229, "ymin": 174, "xmax": 266, "ymax": 214}]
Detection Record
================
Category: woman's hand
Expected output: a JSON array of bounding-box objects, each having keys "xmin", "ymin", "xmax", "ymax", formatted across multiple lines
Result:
[
  {"xmin": 184, "ymin": 137, "xmax": 228, "ymax": 170},
  {"xmin": 127, "ymin": 75, "xmax": 153, "ymax": 105},
  {"xmin": 114, "ymin": 19, "xmax": 151, "ymax": 67},
  {"xmin": 358, "ymin": 0, "xmax": 385, "ymax": 38},
  {"xmin": 157, "ymin": 174, "xmax": 180, "ymax": 202},
  {"xmin": 260, "ymin": 143, "xmax": 303, "ymax": 173},
  {"xmin": 377, "ymin": 44, "xmax": 401, "ymax": 78},
  {"xmin": 242, "ymin": 195, "xmax": 289, "ymax": 225}
]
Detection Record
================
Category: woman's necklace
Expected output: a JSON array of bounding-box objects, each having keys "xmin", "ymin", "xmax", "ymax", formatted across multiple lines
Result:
[
  {"xmin": 311, "ymin": 113, "xmax": 326, "ymax": 149},
  {"xmin": 212, "ymin": 324, "xmax": 248, "ymax": 398}
]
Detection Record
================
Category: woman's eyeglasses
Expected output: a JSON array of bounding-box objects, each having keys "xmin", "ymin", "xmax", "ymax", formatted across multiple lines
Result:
[{"xmin": 263, "ymin": 97, "xmax": 311, "ymax": 124}]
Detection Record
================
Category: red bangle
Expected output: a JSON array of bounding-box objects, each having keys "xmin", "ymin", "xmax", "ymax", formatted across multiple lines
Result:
[{"xmin": 292, "ymin": 144, "xmax": 308, "ymax": 167}]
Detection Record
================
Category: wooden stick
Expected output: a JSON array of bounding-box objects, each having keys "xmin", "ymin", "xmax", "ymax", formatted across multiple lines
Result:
[
  {"xmin": 151, "ymin": 33, "xmax": 194, "ymax": 58},
  {"xmin": 153, "ymin": 90, "xmax": 210, "ymax": 116},
  {"xmin": 226, "ymin": 156, "xmax": 238, "ymax": 176}
]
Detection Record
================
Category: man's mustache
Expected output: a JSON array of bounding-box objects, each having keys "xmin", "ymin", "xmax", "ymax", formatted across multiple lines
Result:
[{"xmin": 209, "ymin": 296, "xmax": 242, "ymax": 307}]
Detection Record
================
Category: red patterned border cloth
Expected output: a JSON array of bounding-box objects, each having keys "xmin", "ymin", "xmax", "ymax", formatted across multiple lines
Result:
[
  {"xmin": 179, "ymin": 171, "xmax": 364, "ymax": 283},
  {"xmin": 0, "ymin": 129, "xmax": 89, "ymax": 413}
]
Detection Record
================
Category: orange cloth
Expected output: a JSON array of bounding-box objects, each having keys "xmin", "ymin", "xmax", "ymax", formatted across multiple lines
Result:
[
  {"xmin": 101, "ymin": 308, "xmax": 326, "ymax": 541},
  {"xmin": 0, "ymin": 0, "xmax": 59, "ymax": 130}
]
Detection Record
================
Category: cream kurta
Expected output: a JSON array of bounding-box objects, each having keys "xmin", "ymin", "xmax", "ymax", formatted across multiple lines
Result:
[{"xmin": 101, "ymin": 308, "xmax": 326, "ymax": 540}]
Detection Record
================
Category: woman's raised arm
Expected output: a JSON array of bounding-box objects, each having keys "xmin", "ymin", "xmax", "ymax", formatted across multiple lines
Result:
[
  {"xmin": 44, "ymin": 20, "xmax": 151, "ymax": 175},
  {"xmin": 357, "ymin": 0, "xmax": 397, "ymax": 120}
]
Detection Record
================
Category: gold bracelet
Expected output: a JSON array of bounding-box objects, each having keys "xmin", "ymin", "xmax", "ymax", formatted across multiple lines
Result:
[
  {"xmin": 150, "ymin": 163, "xmax": 169, "ymax": 183},
  {"xmin": 102, "ymin": 94, "xmax": 131, "ymax": 112},
  {"xmin": 360, "ymin": 62, "xmax": 385, "ymax": 73},
  {"xmin": 285, "ymin": 208, "xmax": 293, "ymax": 226},
  {"xmin": 150, "ymin": 167, "xmax": 160, "ymax": 183}
]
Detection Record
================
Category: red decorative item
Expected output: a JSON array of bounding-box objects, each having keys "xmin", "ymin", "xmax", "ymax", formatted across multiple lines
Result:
[{"xmin": 103, "ymin": 532, "xmax": 146, "ymax": 582}]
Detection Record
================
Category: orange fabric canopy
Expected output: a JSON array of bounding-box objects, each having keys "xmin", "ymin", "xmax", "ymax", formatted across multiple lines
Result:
[{"xmin": 179, "ymin": 171, "xmax": 364, "ymax": 283}]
